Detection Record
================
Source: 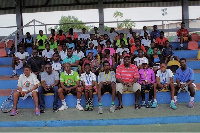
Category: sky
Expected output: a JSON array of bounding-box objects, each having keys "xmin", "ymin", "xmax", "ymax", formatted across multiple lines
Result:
[{"xmin": 0, "ymin": 6, "xmax": 199, "ymax": 36}]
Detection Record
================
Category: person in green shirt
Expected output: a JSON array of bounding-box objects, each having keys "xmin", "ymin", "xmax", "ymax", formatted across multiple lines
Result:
[
  {"xmin": 36, "ymin": 30, "xmax": 48, "ymax": 50},
  {"xmin": 116, "ymin": 33, "xmax": 128, "ymax": 48},
  {"xmin": 49, "ymin": 37, "xmax": 58, "ymax": 51},
  {"xmin": 148, "ymin": 42, "xmax": 161, "ymax": 55},
  {"xmin": 58, "ymin": 63, "xmax": 84, "ymax": 111}
]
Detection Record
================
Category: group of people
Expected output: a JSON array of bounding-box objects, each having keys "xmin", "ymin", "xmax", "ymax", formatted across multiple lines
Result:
[{"xmin": 9, "ymin": 23, "xmax": 195, "ymax": 116}]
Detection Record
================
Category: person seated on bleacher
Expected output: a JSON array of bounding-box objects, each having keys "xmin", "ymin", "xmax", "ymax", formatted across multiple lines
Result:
[
  {"xmin": 155, "ymin": 31, "xmax": 168, "ymax": 51},
  {"xmin": 51, "ymin": 53, "xmax": 62, "ymax": 74},
  {"xmin": 100, "ymin": 34, "xmax": 113, "ymax": 48},
  {"xmin": 127, "ymin": 28, "xmax": 133, "ymax": 40},
  {"xmin": 97, "ymin": 60, "xmax": 116, "ymax": 114},
  {"xmin": 62, "ymin": 48, "xmax": 79, "ymax": 72},
  {"xmin": 102, "ymin": 40, "xmax": 116, "ymax": 56},
  {"xmin": 152, "ymin": 63, "xmax": 177, "ymax": 109},
  {"xmin": 174, "ymin": 58, "xmax": 196, "ymax": 108},
  {"xmin": 130, "ymin": 38, "xmax": 146, "ymax": 56},
  {"xmin": 36, "ymin": 30, "xmax": 48, "ymax": 51},
  {"xmin": 138, "ymin": 61, "xmax": 155, "ymax": 108},
  {"xmin": 27, "ymin": 49, "xmax": 45, "ymax": 79},
  {"xmin": 141, "ymin": 32, "xmax": 151, "ymax": 48},
  {"xmin": 10, "ymin": 65, "xmax": 40, "ymax": 116},
  {"xmin": 147, "ymin": 42, "xmax": 161, "ymax": 55},
  {"xmin": 163, "ymin": 40, "xmax": 173, "ymax": 63},
  {"xmin": 24, "ymin": 32, "xmax": 34, "ymax": 48},
  {"xmin": 88, "ymin": 33, "xmax": 98, "ymax": 49},
  {"xmin": 134, "ymin": 49, "xmax": 149, "ymax": 70},
  {"xmin": 73, "ymin": 45, "xmax": 85, "ymax": 61},
  {"xmin": 49, "ymin": 37, "xmax": 58, "ymax": 52},
  {"xmin": 116, "ymin": 41, "xmax": 130, "ymax": 64},
  {"xmin": 58, "ymin": 63, "xmax": 83, "ymax": 111},
  {"xmin": 12, "ymin": 33, "xmax": 23, "ymax": 47},
  {"xmin": 116, "ymin": 54, "xmax": 141, "ymax": 110},
  {"xmin": 78, "ymin": 28, "xmax": 90, "ymax": 43},
  {"xmin": 11, "ymin": 45, "xmax": 29, "ymax": 78},
  {"xmin": 86, "ymin": 42, "xmax": 98, "ymax": 59},
  {"xmin": 59, "ymin": 44, "xmax": 67, "ymax": 61},
  {"xmin": 94, "ymin": 27, "xmax": 100, "ymax": 39},
  {"xmin": 140, "ymin": 26, "xmax": 150, "ymax": 39},
  {"xmin": 42, "ymin": 43, "xmax": 54, "ymax": 63},
  {"xmin": 108, "ymin": 28, "xmax": 119, "ymax": 41},
  {"xmin": 149, "ymin": 47, "xmax": 164, "ymax": 72},
  {"xmin": 116, "ymin": 33, "xmax": 128, "ymax": 48},
  {"xmin": 167, "ymin": 56, "xmax": 180, "ymax": 73},
  {"xmin": 81, "ymin": 63, "xmax": 96, "ymax": 111},
  {"xmin": 119, "ymin": 51, "xmax": 128, "ymax": 65},
  {"xmin": 38, "ymin": 63, "xmax": 59, "ymax": 113},
  {"xmin": 102, "ymin": 49, "xmax": 115, "ymax": 70},
  {"xmin": 56, "ymin": 30, "xmax": 66, "ymax": 45},
  {"xmin": 66, "ymin": 28, "xmax": 78, "ymax": 43},
  {"xmin": 176, "ymin": 22, "xmax": 189, "ymax": 50},
  {"xmin": 150, "ymin": 25, "xmax": 160, "ymax": 42},
  {"xmin": 66, "ymin": 37, "xmax": 75, "ymax": 51},
  {"xmin": 49, "ymin": 29, "xmax": 57, "ymax": 42}
]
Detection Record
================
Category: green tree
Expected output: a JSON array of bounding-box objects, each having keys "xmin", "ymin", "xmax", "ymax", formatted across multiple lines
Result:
[
  {"xmin": 118, "ymin": 19, "xmax": 135, "ymax": 29},
  {"xmin": 113, "ymin": 11, "xmax": 123, "ymax": 29},
  {"xmin": 49, "ymin": 15, "xmax": 89, "ymax": 33}
]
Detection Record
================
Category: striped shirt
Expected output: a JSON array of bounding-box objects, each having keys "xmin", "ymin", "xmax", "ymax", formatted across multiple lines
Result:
[{"xmin": 116, "ymin": 63, "xmax": 139, "ymax": 83}]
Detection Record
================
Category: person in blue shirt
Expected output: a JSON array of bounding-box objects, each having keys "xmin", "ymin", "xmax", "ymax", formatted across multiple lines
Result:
[
  {"xmin": 163, "ymin": 40, "xmax": 173, "ymax": 63},
  {"xmin": 86, "ymin": 42, "xmax": 98, "ymax": 58},
  {"xmin": 150, "ymin": 25, "xmax": 160, "ymax": 42},
  {"xmin": 62, "ymin": 48, "xmax": 79, "ymax": 72},
  {"xmin": 66, "ymin": 37, "xmax": 75, "ymax": 50},
  {"xmin": 175, "ymin": 58, "xmax": 196, "ymax": 108}
]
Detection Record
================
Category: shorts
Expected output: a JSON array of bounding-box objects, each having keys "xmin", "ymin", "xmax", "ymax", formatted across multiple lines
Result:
[
  {"xmin": 17, "ymin": 89, "xmax": 38, "ymax": 100},
  {"xmin": 63, "ymin": 85, "xmax": 77, "ymax": 96},
  {"xmin": 116, "ymin": 83, "xmax": 141, "ymax": 94},
  {"xmin": 175, "ymin": 82, "xmax": 196, "ymax": 94},
  {"xmin": 15, "ymin": 61, "xmax": 24, "ymax": 70},
  {"xmin": 101, "ymin": 84, "xmax": 112, "ymax": 95}
]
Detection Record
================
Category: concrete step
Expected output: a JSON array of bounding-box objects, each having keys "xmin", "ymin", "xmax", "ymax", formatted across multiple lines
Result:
[
  {"xmin": 0, "ymin": 57, "xmax": 12, "ymax": 65},
  {"xmin": 0, "ymin": 66, "xmax": 23, "ymax": 76},
  {"xmin": 170, "ymin": 42, "xmax": 200, "ymax": 50},
  {"xmin": 173, "ymin": 50, "xmax": 199, "ymax": 59}
]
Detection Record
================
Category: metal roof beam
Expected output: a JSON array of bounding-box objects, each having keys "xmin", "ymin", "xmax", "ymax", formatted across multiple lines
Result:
[
  {"xmin": 75, "ymin": 0, "xmax": 80, "ymax": 4},
  {"xmin": 45, "ymin": 0, "xmax": 51, "ymax": 6}
]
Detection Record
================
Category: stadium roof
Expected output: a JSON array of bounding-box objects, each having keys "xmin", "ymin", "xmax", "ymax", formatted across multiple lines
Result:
[{"xmin": 1, "ymin": 0, "xmax": 200, "ymax": 15}]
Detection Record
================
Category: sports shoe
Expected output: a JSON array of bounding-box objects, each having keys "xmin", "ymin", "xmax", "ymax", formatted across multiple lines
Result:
[
  {"xmin": 174, "ymin": 101, "xmax": 178, "ymax": 106},
  {"xmin": 146, "ymin": 101, "xmax": 152, "ymax": 108},
  {"xmin": 85, "ymin": 104, "xmax": 89, "ymax": 111},
  {"xmin": 89, "ymin": 105, "xmax": 93, "ymax": 111},
  {"xmin": 35, "ymin": 108, "xmax": 40, "ymax": 116},
  {"xmin": 58, "ymin": 105, "xmax": 68, "ymax": 111},
  {"xmin": 170, "ymin": 102, "xmax": 177, "ymax": 110},
  {"xmin": 53, "ymin": 107, "xmax": 58, "ymax": 112},
  {"xmin": 98, "ymin": 106, "xmax": 103, "ymax": 114},
  {"xmin": 188, "ymin": 101, "xmax": 194, "ymax": 108},
  {"xmin": 10, "ymin": 73, "xmax": 17, "ymax": 78},
  {"xmin": 110, "ymin": 104, "xmax": 115, "ymax": 113},
  {"xmin": 40, "ymin": 109, "xmax": 45, "ymax": 113},
  {"xmin": 151, "ymin": 101, "xmax": 158, "ymax": 108},
  {"xmin": 141, "ymin": 101, "xmax": 146, "ymax": 107},
  {"xmin": 76, "ymin": 104, "xmax": 84, "ymax": 111},
  {"xmin": 10, "ymin": 109, "xmax": 18, "ymax": 116}
]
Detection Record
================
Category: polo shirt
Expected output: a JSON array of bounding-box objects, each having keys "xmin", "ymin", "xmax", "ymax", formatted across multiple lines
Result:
[
  {"xmin": 49, "ymin": 42, "xmax": 58, "ymax": 50},
  {"xmin": 138, "ymin": 68, "xmax": 155, "ymax": 84},
  {"xmin": 98, "ymin": 71, "xmax": 116, "ymax": 84},
  {"xmin": 175, "ymin": 67, "xmax": 194, "ymax": 82},
  {"xmin": 155, "ymin": 37, "xmax": 168, "ymax": 46},
  {"xmin": 156, "ymin": 69, "xmax": 173, "ymax": 84},
  {"xmin": 60, "ymin": 70, "xmax": 80, "ymax": 86},
  {"xmin": 150, "ymin": 30, "xmax": 160, "ymax": 39},
  {"xmin": 177, "ymin": 29, "xmax": 189, "ymax": 37},
  {"xmin": 81, "ymin": 72, "xmax": 96, "ymax": 86},
  {"xmin": 18, "ymin": 73, "xmax": 39, "ymax": 91},
  {"xmin": 27, "ymin": 57, "xmax": 45, "ymax": 72},
  {"xmin": 162, "ymin": 47, "xmax": 173, "ymax": 56},
  {"xmin": 41, "ymin": 71, "xmax": 59, "ymax": 86},
  {"xmin": 66, "ymin": 32, "xmax": 78, "ymax": 40},
  {"xmin": 62, "ymin": 55, "xmax": 80, "ymax": 70},
  {"xmin": 116, "ymin": 64, "xmax": 139, "ymax": 83},
  {"xmin": 116, "ymin": 38, "xmax": 128, "ymax": 48}
]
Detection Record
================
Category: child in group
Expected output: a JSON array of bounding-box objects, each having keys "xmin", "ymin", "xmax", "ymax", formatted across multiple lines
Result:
[
  {"xmin": 86, "ymin": 42, "xmax": 98, "ymax": 58},
  {"xmin": 138, "ymin": 61, "xmax": 155, "ymax": 108},
  {"xmin": 102, "ymin": 40, "xmax": 115, "ymax": 56},
  {"xmin": 163, "ymin": 40, "xmax": 173, "ymax": 63},
  {"xmin": 81, "ymin": 63, "xmax": 96, "ymax": 111},
  {"xmin": 51, "ymin": 53, "xmax": 62, "ymax": 74},
  {"xmin": 102, "ymin": 49, "xmax": 115, "ymax": 70},
  {"xmin": 134, "ymin": 49, "xmax": 149, "ymax": 70},
  {"xmin": 42, "ymin": 43, "xmax": 54, "ymax": 63},
  {"xmin": 59, "ymin": 44, "xmax": 67, "ymax": 61}
]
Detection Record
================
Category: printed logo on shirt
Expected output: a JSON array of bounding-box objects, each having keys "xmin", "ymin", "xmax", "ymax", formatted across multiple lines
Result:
[
  {"xmin": 66, "ymin": 79, "xmax": 74, "ymax": 86},
  {"xmin": 24, "ymin": 81, "xmax": 31, "ymax": 87}
]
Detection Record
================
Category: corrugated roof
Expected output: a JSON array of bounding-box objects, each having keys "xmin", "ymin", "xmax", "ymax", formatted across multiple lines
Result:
[{"xmin": 0, "ymin": 0, "xmax": 199, "ymax": 15}]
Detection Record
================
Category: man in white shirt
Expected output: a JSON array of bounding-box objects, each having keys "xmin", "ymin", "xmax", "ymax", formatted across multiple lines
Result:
[
  {"xmin": 78, "ymin": 28, "xmax": 90, "ymax": 40},
  {"xmin": 140, "ymin": 26, "xmax": 150, "ymax": 39},
  {"xmin": 141, "ymin": 32, "xmax": 151, "ymax": 47},
  {"xmin": 73, "ymin": 46, "xmax": 85, "ymax": 60},
  {"xmin": 59, "ymin": 44, "xmax": 67, "ymax": 61},
  {"xmin": 88, "ymin": 34, "xmax": 98, "ymax": 48},
  {"xmin": 11, "ymin": 45, "xmax": 29, "ymax": 77},
  {"xmin": 134, "ymin": 49, "xmax": 148, "ymax": 69},
  {"xmin": 108, "ymin": 28, "xmax": 119, "ymax": 41},
  {"xmin": 42, "ymin": 43, "xmax": 54, "ymax": 62}
]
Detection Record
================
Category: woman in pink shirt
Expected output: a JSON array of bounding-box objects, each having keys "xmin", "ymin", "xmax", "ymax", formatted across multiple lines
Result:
[
  {"xmin": 102, "ymin": 49, "xmax": 115, "ymax": 70},
  {"xmin": 138, "ymin": 62, "xmax": 155, "ymax": 108},
  {"xmin": 102, "ymin": 40, "xmax": 115, "ymax": 56}
]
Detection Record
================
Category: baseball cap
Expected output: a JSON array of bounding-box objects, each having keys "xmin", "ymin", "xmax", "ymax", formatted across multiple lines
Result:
[{"xmin": 123, "ymin": 54, "xmax": 130, "ymax": 58}]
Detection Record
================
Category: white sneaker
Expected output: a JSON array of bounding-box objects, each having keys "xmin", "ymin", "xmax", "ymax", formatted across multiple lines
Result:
[
  {"xmin": 76, "ymin": 104, "xmax": 84, "ymax": 111},
  {"xmin": 58, "ymin": 105, "xmax": 68, "ymax": 111}
]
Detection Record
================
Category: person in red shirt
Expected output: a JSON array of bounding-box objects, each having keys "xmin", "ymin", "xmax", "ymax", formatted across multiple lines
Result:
[
  {"xmin": 131, "ymin": 38, "xmax": 146, "ymax": 56},
  {"xmin": 155, "ymin": 31, "xmax": 168, "ymax": 50},
  {"xmin": 56, "ymin": 30, "xmax": 66, "ymax": 45},
  {"xmin": 66, "ymin": 28, "xmax": 78, "ymax": 44},
  {"xmin": 177, "ymin": 22, "xmax": 189, "ymax": 49},
  {"xmin": 115, "ymin": 54, "xmax": 141, "ymax": 110}
]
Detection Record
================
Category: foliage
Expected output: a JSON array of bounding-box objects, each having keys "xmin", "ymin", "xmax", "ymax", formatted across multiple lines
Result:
[
  {"xmin": 118, "ymin": 19, "xmax": 136, "ymax": 29},
  {"xmin": 113, "ymin": 11, "xmax": 123, "ymax": 29}
]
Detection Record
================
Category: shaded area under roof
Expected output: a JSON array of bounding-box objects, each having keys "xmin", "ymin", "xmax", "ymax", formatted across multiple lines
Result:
[{"xmin": 0, "ymin": 0, "xmax": 200, "ymax": 15}]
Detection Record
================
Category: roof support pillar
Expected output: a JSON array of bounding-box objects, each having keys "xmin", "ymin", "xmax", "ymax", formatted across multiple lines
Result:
[
  {"xmin": 182, "ymin": 0, "xmax": 189, "ymax": 28},
  {"xmin": 98, "ymin": 0, "xmax": 104, "ymax": 34},
  {"xmin": 16, "ymin": 0, "xmax": 23, "ymax": 35}
]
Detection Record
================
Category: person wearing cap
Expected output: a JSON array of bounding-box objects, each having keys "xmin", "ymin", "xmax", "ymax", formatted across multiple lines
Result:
[
  {"xmin": 116, "ymin": 54, "xmax": 141, "ymax": 109},
  {"xmin": 138, "ymin": 61, "xmax": 155, "ymax": 108},
  {"xmin": 176, "ymin": 22, "xmax": 189, "ymax": 50}
]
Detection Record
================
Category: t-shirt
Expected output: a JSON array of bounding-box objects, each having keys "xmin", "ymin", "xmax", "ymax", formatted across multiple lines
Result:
[
  {"xmin": 116, "ymin": 48, "xmax": 130, "ymax": 55},
  {"xmin": 78, "ymin": 34, "xmax": 90, "ymax": 40},
  {"xmin": 88, "ymin": 40, "xmax": 98, "ymax": 48},
  {"xmin": 148, "ymin": 48, "xmax": 161, "ymax": 55},
  {"xmin": 51, "ymin": 61, "xmax": 62, "ymax": 71},
  {"xmin": 108, "ymin": 32, "xmax": 118, "ymax": 40},
  {"xmin": 66, "ymin": 43, "xmax": 75, "ymax": 50},
  {"xmin": 131, "ymin": 45, "xmax": 146, "ymax": 54},
  {"xmin": 175, "ymin": 67, "xmax": 194, "ymax": 82},
  {"xmin": 140, "ymin": 30, "xmax": 150, "ymax": 37},
  {"xmin": 27, "ymin": 57, "xmax": 45, "ymax": 72},
  {"xmin": 62, "ymin": 55, "xmax": 80, "ymax": 70},
  {"xmin": 150, "ymin": 30, "xmax": 160, "ymax": 39},
  {"xmin": 73, "ymin": 50, "xmax": 85, "ymax": 59},
  {"xmin": 141, "ymin": 38, "xmax": 151, "ymax": 47},
  {"xmin": 81, "ymin": 72, "xmax": 96, "ymax": 86},
  {"xmin": 86, "ymin": 49, "xmax": 98, "ymax": 58},
  {"xmin": 98, "ymin": 71, "xmax": 116, "ymax": 84},
  {"xmin": 41, "ymin": 71, "xmax": 59, "ymax": 86},
  {"xmin": 15, "ymin": 52, "xmax": 29, "ymax": 59},
  {"xmin": 156, "ymin": 69, "xmax": 173, "ymax": 84},
  {"xmin": 42, "ymin": 49, "xmax": 54, "ymax": 59},
  {"xmin": 36, "ymin": 35, "xmax": 48, "ymax": 50},
  {"xmin": 17, "ymin": 73, "xmax": 39, "ymax": 91},
  {"xmin": 56, "ymin": 34, "xmax": 66, "ymax": 41},
  {"xmin": 177, "ymin": 28, "xmax": 189, "ymax": 37},
  {"xmin": 116, "ymin": 38, "xmax": 128, "ymax": 47},
  {"xmin": 138, "ymin": 68, "xmax": 155, "ymax": 84},
  {"xmin": 60, "ymin": 70, "xmax": 80, "ymax": 86},
  {"xmin": 49, "ymin": 42, "xmax": 58, "ymax": 50},
  {"xmin": 100, "ymin": 39, "xmax": 114, "ymax": 46},
  {"xmin": 66, "ymin": 32, "xmax": 78, "ymax": 40},
  {"xmin": 59, "ymin": 50, "xmax": 67, "ymax": 61},
  {"xmin": 155, "ymin": 37, "xmax": 168, "ymax": 46},
  {"xmin": 102, "ymin": 48, "xmax": 115, "ymax": 56},
  {"xmin": 134, "ymin": 57, "xmax": 149, "ymax": 66}
]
